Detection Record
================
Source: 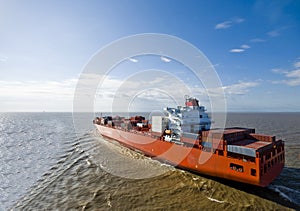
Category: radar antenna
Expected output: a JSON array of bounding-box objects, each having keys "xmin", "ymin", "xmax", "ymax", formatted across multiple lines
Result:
[{"xmin": 184, "ymin": 95, "xmax": 189, "ymax": 103}]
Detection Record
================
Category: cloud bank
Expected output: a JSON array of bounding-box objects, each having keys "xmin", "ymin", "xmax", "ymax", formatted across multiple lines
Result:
[
  {"xmin": 0, "ymin": 79, "xmax": 77, "ymax": 111},
  {"xmin": 0, "ymin": 72, "xmax": 261, "ymax": 112}
]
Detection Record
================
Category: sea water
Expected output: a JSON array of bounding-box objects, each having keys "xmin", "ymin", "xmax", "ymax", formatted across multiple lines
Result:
[{"xmin": 1, "ymin": 112, "xmax": 299, "ymax": 210}]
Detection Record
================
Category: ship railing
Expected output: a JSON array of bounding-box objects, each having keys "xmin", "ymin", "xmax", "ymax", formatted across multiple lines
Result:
[{"xmin": 260, "ymin": 142, "xmax": 284, "ymax": 175}]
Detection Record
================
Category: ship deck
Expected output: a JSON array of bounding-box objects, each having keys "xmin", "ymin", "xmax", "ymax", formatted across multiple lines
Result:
[
  {"xmin": 205, "ymin": 128, "xmax": 276, "ymax": 157},
  {"xmin": 233, "ymin": 139, "xmax": 271, "ymax": 150}
]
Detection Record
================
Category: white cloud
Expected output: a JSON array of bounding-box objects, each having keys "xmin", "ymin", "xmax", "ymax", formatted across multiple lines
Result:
[
  {"xmin": 229, "ymin": 48, "xmax": 245, "ymax": 53},
  {"xmin": 229, "ymin": 44, "xmax": 250, "ymax": 53},
  {"xmin": 0, "ymin": 73, "xmax": 193, "ymax": 112},
  {"xmin": 0, "ymin": 55, "xmax": 8, "ymax": 62},
  {"xmin": 215, "ymin": 21, "xmax": 232, "ymax": 29},
  {"xmin": 223, "ymin": 81, "xmax": 259, "ymax": 95},
  {"xmin": 294, "ymin": 61, "xmax": 300, "ymax": 68},
  {"xmin": 268, "ymin": 30, "xmax": 280, "ymax": 37},
  {"xmin": 129, "ymin": 57, "xmax": 138, "ymax": 63},
  {"xmin": 160, "ymin": 56, "xmax": 171, "ymax": 63},
  {"xmin": 215, "ymin": 17, "xmax": 244, "ymax": 30},
  {"xmin": 0, "ymin": 79, "xmax": 77, "ymax": 98},
  {"xmin": 209, "ymin": 63, "xmax": 219, "ymax": 68},
  {"xmin": 95, "ymin": 73, "xmax": 262, "ymax": 113},
  {"xmin": 0, "ymin": 78, "xmax": 78, "ymax": 111},
  {"xmin": 284, "ymin": 69, "xmax": 300, "ymax": 86},
  {"xmin": 271, "ymin": 68, "xmax": 287, "ymax": 74},
  {"xmin": 276, "ymin": 75, "xmax": 300, "ymax": 86},
  {"xmin": 0, "ymin": 72, "xmax": 261, "ymax": 112},
  {"xmin": 233, "ymin": 17, "xmax": 245, "ymax": 23},
  {"xmin": 286, "ymin": 69, "xmax": 300, "ymax": 78},
  {"xmin": 241, "ymin": 44, "xmax": 250, "ymax": 49},
  {"xmin": 94, "ymin": 72, "xmax": 192, "ymax": 112},
  {"xmin": 267, "ymin": 26, "xmax": 290, "ymax": 38},
  {"xmin": 192, "ymin": 81, "xmax": 259, "ymax": 99},
  {"xmin": 271, "ymin": 68, "xmax": 280, "ymax": 73},
  {"xmin": 271, "ymin": 59, "xmax": 300, "ymax": 86}
]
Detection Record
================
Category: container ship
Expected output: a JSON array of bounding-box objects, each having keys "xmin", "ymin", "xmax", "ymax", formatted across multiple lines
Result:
[{"xmin": 93, "ymin": 97, "xmax": 284, "ymax": 187}]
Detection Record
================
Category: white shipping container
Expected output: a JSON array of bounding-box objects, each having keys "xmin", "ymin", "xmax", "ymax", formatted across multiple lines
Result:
[
  {"xmin": 137, "ymin": 123, "xmax": 143, "ymax": 127},
  {"xmin": 152, "ymin": 116, "xmax": 168, "ymax": 133}
]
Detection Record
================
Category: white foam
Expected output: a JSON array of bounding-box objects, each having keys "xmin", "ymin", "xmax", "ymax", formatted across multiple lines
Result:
[{"xmin": 207, "ymin": 197, "xmax": 225, "ymax": 203}]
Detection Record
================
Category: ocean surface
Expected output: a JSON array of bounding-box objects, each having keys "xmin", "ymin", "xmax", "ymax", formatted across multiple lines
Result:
[{"xmin": 1, "ymin": 112, "xmax": 300, "ymax": 210}]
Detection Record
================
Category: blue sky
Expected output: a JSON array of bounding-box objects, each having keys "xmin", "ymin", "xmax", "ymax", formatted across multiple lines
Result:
[{"xmin": 0, "ymin": 0, "xmax": 300, "ymax": 112}]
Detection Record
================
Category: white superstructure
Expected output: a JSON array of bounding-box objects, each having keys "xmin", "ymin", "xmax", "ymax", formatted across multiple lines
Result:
[{"xmin": 152, "ymin": 96, "xmax": 211, "ymax": 142}]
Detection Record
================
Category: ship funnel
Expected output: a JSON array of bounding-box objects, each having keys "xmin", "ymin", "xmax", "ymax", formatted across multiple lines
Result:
[{"xmin": 185, "ymin": 97, "xmax": 199, "ymax": 107}]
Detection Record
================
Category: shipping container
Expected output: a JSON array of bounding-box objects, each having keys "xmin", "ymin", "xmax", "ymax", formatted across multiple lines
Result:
[
  {"xmin": 227, "ymin": 145, "xmax": 256, "ymax": 157},
  {"xmin": 151, "ymin": 116, "xmax": 168, "ymax": 133}
]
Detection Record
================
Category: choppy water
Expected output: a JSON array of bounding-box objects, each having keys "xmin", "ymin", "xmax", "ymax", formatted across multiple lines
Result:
[{"xmin": 0, "ymin": 112, "xmax": 300, "ymax": 210}]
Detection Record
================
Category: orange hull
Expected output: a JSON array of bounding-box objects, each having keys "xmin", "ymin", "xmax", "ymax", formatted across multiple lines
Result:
[{"xmin": 95, "ymin": 125, "xmax": 284, "ymax": 187}]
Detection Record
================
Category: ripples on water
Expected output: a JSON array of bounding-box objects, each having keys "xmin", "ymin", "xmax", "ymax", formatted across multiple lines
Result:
[
  {"xmin": 0, "ymin": 112, "xmax": 299, "ymax": 210},
  {"xmin": 0, "ymin": 113, "xmax": 75, "ymax": 210}
]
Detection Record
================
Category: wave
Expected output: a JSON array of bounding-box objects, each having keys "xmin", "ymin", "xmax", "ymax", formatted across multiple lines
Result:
[{"xmin": 269, "ymin": 184, "xmax": 300, "ymax": 206}]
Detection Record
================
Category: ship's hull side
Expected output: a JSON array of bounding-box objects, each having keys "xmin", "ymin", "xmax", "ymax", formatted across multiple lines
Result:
[{"xmin": 95, "ymin": 125, "xmax": 283, "ymax": 187}]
